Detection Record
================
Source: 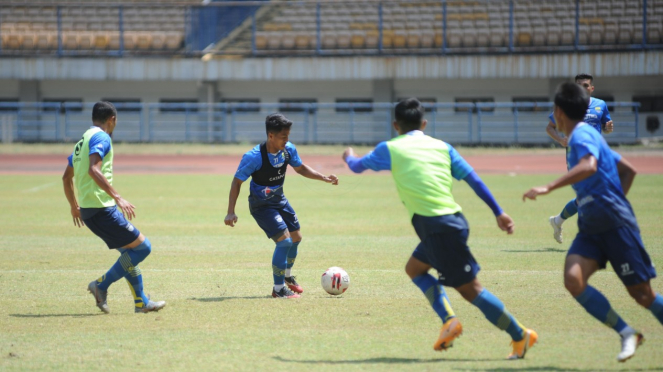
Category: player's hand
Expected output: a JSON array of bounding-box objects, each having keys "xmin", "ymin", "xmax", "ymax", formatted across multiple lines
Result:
[
  {"xmin": 116, "ymin": 197, "xmax": 136, "ymax": 220},
  {"xmin": 342, "ymin": 147, "xmax": 356, "ymax": 161},
  {"xmin": 323, "ymin": 174, "xmax": 339, "ymax": 185},
  {"xmin": 603, "ymin": 120, "xmax": 614, "ymax": 134},
  {"xmin": 496, "ymin": 213, "xmax": 514, "ymax": 234},
  {"xmin": 70, "ymin": 206, "xmax": 84, "ymax": 228},
  {"xmin": 224, "ymin": 213, "xmax": 238, "ymax": 227},
  {"xmin": 558, "ymin": 137, "xmax": 568, "ymax": 147},
  {"xmin": 522, "ymin": 186, "xmax": 550, "ymax": 201}
]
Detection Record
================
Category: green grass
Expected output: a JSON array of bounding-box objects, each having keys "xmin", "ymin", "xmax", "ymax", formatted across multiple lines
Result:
[{"xmin": 1, "ymin": 173, "xmax": 662, "ymax": 371}]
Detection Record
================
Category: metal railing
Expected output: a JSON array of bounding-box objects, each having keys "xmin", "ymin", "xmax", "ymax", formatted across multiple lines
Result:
[
  {"xmin": 0, "ymin": 101, "xmax": 641, "ymax": 145},
  {"xmin": 0, "ymin": 0, "xmax": 660, "ymax": 57}
]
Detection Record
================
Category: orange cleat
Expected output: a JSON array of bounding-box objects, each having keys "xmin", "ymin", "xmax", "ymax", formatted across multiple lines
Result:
[
  {"xmin": 434, "ymin": 317, "xmax": 463, "ymax": 351},
  {"xmin": 507, "ymin": 329, "xmax": 538, "ymax": 359},
  {"xmin": 285, "ymin": 276, "xmax": 304, "ymax": 294}
]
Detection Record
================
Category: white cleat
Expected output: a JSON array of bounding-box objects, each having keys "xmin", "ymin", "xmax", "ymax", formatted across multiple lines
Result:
[
  {"xmin": 617, "ymin": 332, "xmax": 644, "ymax": 362},
  {"xmin": 549, "ymin": 216, "xmax": 563, "ymax": 244}
]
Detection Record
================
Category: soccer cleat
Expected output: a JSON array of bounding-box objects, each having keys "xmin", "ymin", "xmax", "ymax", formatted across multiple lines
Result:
[
  {"xmin": 135, "ymin": 299, "xmax": 166, "ymax": 313},
  {"xmin": 87, "ymin": 281, "xmax": 110, "ymax": 314},
  {"xmin": 434, "ymin": 317, "xmax": 463, "ymax": 351},
  {"xmin": 272, "ymin": 286, "xmax": 301, "ymax": 299},
  {"xmin": 507, "ymin": 328, "xmax": 538, "ymax": 359},
  {"xmin": 617, "ymin": 332, "xmax": 644, "ymax": 362},
  {"xmin": 549, "ymin": 216, "xmax": 563, "ymax": 244},
  {"xmin": 285, "ymin": 276, "xmax": 304, "ymax": 294}
]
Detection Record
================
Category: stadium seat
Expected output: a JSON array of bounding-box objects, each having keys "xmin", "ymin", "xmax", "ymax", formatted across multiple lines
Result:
[
  {"xmin": 393, "ymin": 30, "xmax": 406, "ymax": 48},
  {"xmin": 365, "ymin": 30, "xmax": 379, "ymax": 48},
  {"xmin": 62, "ymin": 32, "xmax": 78, "ymax": 49},
  {"xmin": 267, "ymin": 32, "xmax": 282, "ymax": 49},
  {"xmin": 322, "ymin": 31, "xmax": 337, "ymax": 49},
  {"xmin": 337, "ymin": 31, "xmax": 351, "ymax": 48},
  {"xmin": 447, "ymin": 29, "xmax": 462, "ymax": 48},
  {"xmin": 78, "ymin": 33, "xmax": 93, "ymax": 49},
  {"xmin": 281, "ymin": 32, "xmax": 296, "ymax": 49},
  {"xmin": 351, "ymin": 31, "xmax": 365, "ymax": 49},
  {"xmin": 532, "ymin": 27, "xmax": 546, "ymax": 46},
  {"xmin": 255, "ymin": 32, "xmax": 268, "ymax": 49},
  {"xmin": 462, "ymin": 29, "xmax": 477, "ymax": 47},
  {"xmin": 152, "ymin": 32, "xmax": 167, "ymax": 49},
  {"xmin": 420, "ymin": 30, "xmax": 434, "ymax": 48},
  {"xmin": 589, "ymin": 24, "xmax": 604, "ymax": 44},
  {"xmin": 406, "ymin": 30, "xmax": 420, "ymax": 48},
  {"xmin": 547, "ymin": 26, "xmax": 561, "ymax": 46}
]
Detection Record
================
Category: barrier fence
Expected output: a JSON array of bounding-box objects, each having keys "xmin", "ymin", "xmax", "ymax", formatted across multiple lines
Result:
[{"xmin": 0, "ymin": 101, "xmax": 641, "ymax": 145}]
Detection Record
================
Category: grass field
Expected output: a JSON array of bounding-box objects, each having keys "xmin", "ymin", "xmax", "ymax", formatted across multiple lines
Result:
[{"xmin": 1, "ymin": 171, "xmax": 662, "ymax": 371}]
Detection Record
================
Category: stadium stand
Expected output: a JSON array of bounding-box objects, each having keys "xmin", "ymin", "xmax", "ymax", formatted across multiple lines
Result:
[{"xmin": 0, "ymin": 0, "xmax": 660, "ymax": 55}]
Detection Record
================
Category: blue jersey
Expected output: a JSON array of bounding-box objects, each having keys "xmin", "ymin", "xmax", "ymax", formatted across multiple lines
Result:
[
  {"xmin": 234, "ymin": 142, "xmax": 303, "ymax": 204},
  {"xmin": 352, "ymin": 131, "xmax": 474, "ymax": 180},
  {"xmin": 67, "ymin": 129, "xmax": 112, "ymax": 167},
  {"xmin": 567, "ymin": 123, "xmax": 638, "ymax": 234},
  {"xmin": 549, "ymin": 97, "xmax": 611, "ymax": 134}
]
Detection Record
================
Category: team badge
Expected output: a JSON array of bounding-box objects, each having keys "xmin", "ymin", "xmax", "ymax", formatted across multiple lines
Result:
[
  {"xmin": 595, "ymin": 107, "xmax": 601, "ymax": 113},
  {"xmin": 126, "ymin": 223, "xmax": 135, "ymax": 232}
]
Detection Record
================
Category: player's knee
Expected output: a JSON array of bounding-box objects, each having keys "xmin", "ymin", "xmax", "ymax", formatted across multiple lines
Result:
[
  {"xmin": 563, "ymin": 273, "xmax": 585, "ymax": 296},
  {"xmin": 138, "ymin": 237, "xmax": 152, "ymax": 256},
  {"xmin": 628, "ymin": 286, "xmax": 655, "ymax": 308}
]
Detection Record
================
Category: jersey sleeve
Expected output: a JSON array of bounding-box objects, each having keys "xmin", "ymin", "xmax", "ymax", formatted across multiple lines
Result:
[
  {"xmin": 570, "ymin": 128, "xmax": 600, "ymax": 162},
  {"xmin": 359, "ymin": 141, "xmax": 392, "ymax": 171},
  {"xmin": 286, "ymin": 142, "xmax": 303, "ymax": 167},
  {"xmin": 234, "ymin": 151, "xmax": 261, "ymax": 181},
  {"xmin": 88, "ymin": 132, "xmax": 112, "ymax": 159},
  {"xmin": 601, "ymin": 101, "xmax": 612, "ymax": 124},
  {"xmin": 67, "ymin": 154, "xmax": 73, "ymax": 167},
  {"xmin": 447, "ymin": 144, "xmax": 474, "ymax": 180},
  {"xmin": 610, "ymin": 149, "xmax": 622, "ymax": 163},
  {"xmin": 548, "ymin": 112, "xmax": 556, "ymax": 125}
]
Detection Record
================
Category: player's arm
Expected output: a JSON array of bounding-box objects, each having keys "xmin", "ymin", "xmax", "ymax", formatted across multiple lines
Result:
[
  {"xmin": 602, "ymin": 102, "xmax": 614, "ymax": 134},
  {"xmin": 62, "ymin": 164, "xmax": 84, "ymax": 227},
  {"xmin": 224, "ymin": 177, "xmax": 244, "ymax": 227},
  {"xmin": 523, "ymin": 154, "xmax": 597, "ymax": 201},
  {"xmin": 292, "ymin": 163, "xmax": 338, "ymax": 185},
  {"xmin": 343, "ymin": 143, "xmax": 391, "ymax": 174},
  {"xmin": 615, "ymin": 155, "xmax": 637, "ymax": 195},
  {"xmin": 88, "ymin": 153, "xmax": 136, "ymax": 220},
  {"xmin": 462, "ymin": 172, "xmax": 515, "ymax": 234},
  {"xmin": 546, "ymin": 120, "xmax": 568, "ymax": 147}
]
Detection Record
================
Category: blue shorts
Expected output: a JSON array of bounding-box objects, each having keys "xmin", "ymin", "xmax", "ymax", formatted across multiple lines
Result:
[
  {"xmin": 568, "ymin": 226, "xmax": 657, "ymax": 286},
  {"xmin": 83, "ymin": 206, "xmax": 141, "ymax": 249},
  {"xmin": 411, "ymin": 213, "xmax": 480, "ymax": 288},
  {"xmin": 249, "ymin": 196, "xmax": 300, "ymax": 239}
]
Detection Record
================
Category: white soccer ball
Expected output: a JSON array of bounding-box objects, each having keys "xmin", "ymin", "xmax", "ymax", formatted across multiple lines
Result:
[{"xmin": 321, "ymin": 266, "xmax": 350, "ymax": 295}]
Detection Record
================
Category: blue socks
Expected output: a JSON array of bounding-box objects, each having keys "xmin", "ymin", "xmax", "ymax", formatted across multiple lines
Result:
[
  {"xmin": 648, "ymin": 293, "xmax": 663, "ymax": 325},
  {"xmin": 575, "ymin": 285, "xmax": 628, "ymax": 333},
  {"xmin": 97, "ymin": 238, "xmax": 152, "ymax": 294},
  {"xmin": 472, "ymin": 289, "xmax": 526, "ymax": 341},
  {"xmin": 272, "ymin": 238, "xmax": 292, "ymax": 286},
  {"xmin": 560, "ymin": 198, "xmax": 579, "ymax": 220},
  {"xmin": 412, "ymin": 274, "xmax": 455, "ymax": 323},
  {"xmin": 285, "ymin": 241, "xmax": 299, "ymax": 277}
]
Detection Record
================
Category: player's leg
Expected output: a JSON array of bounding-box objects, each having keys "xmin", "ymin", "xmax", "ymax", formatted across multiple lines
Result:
[
  {"xmin": 280, "ymin": 202, "xmax": 303, "ymax": 293},
  {"xmin": 565, "ymin": 236, "xmax": 640, "ymax": 362},
  {"xmin": 549, "ymin": 198, "xmax": 578, "ymax": 244},
  {"xmin": 455, "ymin": 278, "xmax": 537, "ymax": 359},
  {"xmin": 405, "ymin": 254, "xmax": 459, "ymax": 351},
  {"xmin": 120, "ymin": 236, "xmax": 166, "ymax": 313},
  {"xmin": 250, "ymin": 205, "xmax": 298, "ymax": 298}
]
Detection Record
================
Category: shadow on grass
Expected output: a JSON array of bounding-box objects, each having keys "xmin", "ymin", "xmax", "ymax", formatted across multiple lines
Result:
[
  {"xmin": 272, "ymin": 356, "xmax": 506, "ymax": 364},
  {"xmin": 501, "ymin": 248, "xmax": 566, "ymax": 253},
  {"xmin": 10, "ymin": 313, "xmax": 103, "ymax": 318},
  {"xmin": 189, "ymin": 296, "xmax": 268, "ymax": 302}
]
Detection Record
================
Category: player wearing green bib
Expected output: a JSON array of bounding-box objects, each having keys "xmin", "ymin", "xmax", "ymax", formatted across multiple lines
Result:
[
  {"xmin": 343, "ymin": 98, "xmax": 537, "ymax": 359},
  {"xmin": 62, "ymin": 101, "xmax": 165, "ymax": 314}
]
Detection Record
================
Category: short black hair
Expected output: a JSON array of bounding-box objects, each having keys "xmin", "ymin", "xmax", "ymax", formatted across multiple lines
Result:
[
  {"xmin": 92, "ymin": 101, "xmax": 117, "ymax": 123},
  {"xmin": 394, "ymin": 98, "xmax": 424, "ymax": 132},
  {"xmin": 265, "ymin": 113, "xmax": 293, "ymax": 134},
  {"xmin": 574, "ymin": 73, "xmax": 593, "ymax": 83},
  {"xmin": 554, "ymin": 82, "xmax": 590, "ymax": 122}
]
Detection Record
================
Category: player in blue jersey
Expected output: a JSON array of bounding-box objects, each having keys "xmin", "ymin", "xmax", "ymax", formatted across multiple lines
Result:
[
  {"xmin": 224, "ymin": 113, "xmax": 338, "ymax": 298},
  {"xmin": 546, "ymin": 73, "xmax": 614, "ymax": 244},
  {"xmin": 343, "ymin": 99, "xmax": 537, "ymax": 359},
  {"xmin": 62, "ymin": 101, "xmax": 166, "ymax": 314},
  {"xmin": 524, "ymin": 83, "xmax": 662, "ymax": 362}
]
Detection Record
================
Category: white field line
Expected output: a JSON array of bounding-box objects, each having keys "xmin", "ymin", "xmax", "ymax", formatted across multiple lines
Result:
[{"xmin": 23, "ymin": 182, "xmax": 56, "ymax": 193}]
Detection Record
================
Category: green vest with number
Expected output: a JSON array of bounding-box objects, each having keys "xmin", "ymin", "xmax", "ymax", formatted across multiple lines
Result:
[
  {"xmin": 386, "ymin": 134, "xmax": 462, "ymax": 218},
  {"xmin": 72, "ymin": 127, "xmax": 115, "ymax": 208}
]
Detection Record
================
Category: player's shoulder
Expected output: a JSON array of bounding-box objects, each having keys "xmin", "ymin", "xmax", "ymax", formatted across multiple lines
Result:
[
  {"xmin": 285, "ymin": 141, "xmax": 297, "ymax": 152},
  {"xmin": 590, "ymin": 97, "xmax": 608, "ymax": 107},
  {"xmin": 242, "ymin": 144, "xmax": 262, "ymax": 160}
]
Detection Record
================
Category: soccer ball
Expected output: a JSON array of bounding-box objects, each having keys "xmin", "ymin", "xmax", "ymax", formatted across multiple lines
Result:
[{"xmin": 321, "ymin": 266, "xmax": 350, "ymax": 295}]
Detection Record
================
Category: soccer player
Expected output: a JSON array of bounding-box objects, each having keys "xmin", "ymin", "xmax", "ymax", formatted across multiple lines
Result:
[
  {"xmin": 524, "ymin": 83, "xmax": 663, "ymax": 362},
  {"xmin": 224, "ymin": 113, "xmax": 338, "ymax": 299},
  {"xmin": 546, "ymin": 73, "xmax": 614, "ymax": 244},
  {"xmin": 62, "ymin": 101, "xmax": 166, "ymax": 314},
  {"xmin": 343, "ymin": 98, "xmax": 537, "ymax": 359}
]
